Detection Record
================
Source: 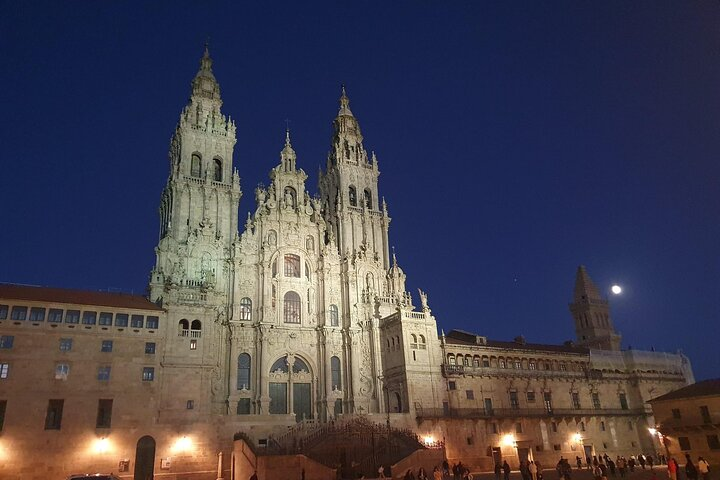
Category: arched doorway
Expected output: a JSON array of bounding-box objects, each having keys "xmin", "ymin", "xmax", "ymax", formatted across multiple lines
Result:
[
  {"xmin": 268, "ymin": 355, "xmax": 313, "ymax": 421},
  {"xmin": 389, "ymin": 392, "xmax": 402, "ymax": 412},
  {"xmin": 134, "ymin": 435, "xmax": 156, "ymax": 480}
]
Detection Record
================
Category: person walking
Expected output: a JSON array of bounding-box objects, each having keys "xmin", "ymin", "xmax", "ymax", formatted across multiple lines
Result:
[
  {"xmin": 617, "ymin": 457, "xmax": 626, "ymax": 478},
  {"xmin": 495, "ymin": 462, "xmax": 502, "ymax": 480},
  {"xmin": 433, "ymin": 466, "xmax": 443, "ymax": 480},
  {"xmin": 668, "ymin": 458, "xmax": 678, "ymax": 480},
  {"xmin": 698, "ymin": 457, "xmax": 710, "ymax": 480},
  {"xmin": 520, "ymin": 461, "xmax": 531, "ymax": 480},
  {"xmin": 503, "ymin": 460, "xmax": 512, "ymax": 480},
  {"xmin": 686, "ymin": 454, "xmax": 698, "ymax": 480},
  {"xmin": 562, "ymin": 459, "xmax": 573, "ymax": 480},
  {"xmin": 529, "ymin": 461, "xmax": 538, "ymax": 480}
]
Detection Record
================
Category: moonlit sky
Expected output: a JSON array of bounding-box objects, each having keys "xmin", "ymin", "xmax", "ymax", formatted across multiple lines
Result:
[{"xmin": 1, "ymin": 2, "xmax": 718, "ymax": 380}]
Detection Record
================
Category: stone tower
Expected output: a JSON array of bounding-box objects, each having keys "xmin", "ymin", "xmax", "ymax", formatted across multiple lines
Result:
[
  {"xmin": 319, "ymin": 87, "xmax": 391, "ymax": 267},
  {"xmin": 318, "ymin": 88, "xmax": 397, "ymax": 415},
  {"xmin": 148, "ymin": 47, "xmax": 242, "ymax": 414},
  {"xmin": 569, "ymin": 265, "xmax": 622, "ymax": 351}
]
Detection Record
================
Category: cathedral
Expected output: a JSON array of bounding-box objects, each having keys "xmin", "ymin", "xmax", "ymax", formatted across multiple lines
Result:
[{"xmin": 0, "ymin": 48, "xmax": 694, "ymax": 479}]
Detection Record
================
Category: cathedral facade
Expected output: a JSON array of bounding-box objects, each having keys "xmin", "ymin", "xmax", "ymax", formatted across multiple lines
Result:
[{"xmin": 0, "ymin": 49, "xmax": 693, "ymax": 479}]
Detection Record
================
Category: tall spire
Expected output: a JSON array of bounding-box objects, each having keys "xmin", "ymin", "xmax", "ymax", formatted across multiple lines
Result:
[
  {"xmin": 190, "ymin": 44, "xmax": 221, "ymax": 106},
  {"xmin": 338, "ymin": 84, "xmax": 353, "ymax": 117},
  {"xmin": 573, "ymin": 265, "xmax": 603, "ymax": 303},
  {"xmin": 569, "ymin": 265, "xmax": 621, "ymax": 351}
]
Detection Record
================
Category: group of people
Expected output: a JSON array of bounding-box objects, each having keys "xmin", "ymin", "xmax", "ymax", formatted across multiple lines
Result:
[
  {"xmin": 374, "ymin": 453, "xmax": 711, "ymax": 480},
  {"xmin": 668, "ymin": 455, "xmax": 711, "ymax": 480},
  {"xmin": 389, "ymin": 460, "xmax": 473, "ymax": 480}
]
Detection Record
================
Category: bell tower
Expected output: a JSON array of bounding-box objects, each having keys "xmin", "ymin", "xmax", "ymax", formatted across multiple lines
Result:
[
  {"xmin": 147, "ymin": 47, "xmax": 242, "ymax": 415},
  {"xmin": 319, "ymin": 87, "xmax": 391, "ymax": 269},
  {"xmin": 569, "ymin": 265, "xmax": 622, "ymax": 351},
  {"xmin": 149, "ymin": 45, "xmax": 241, "ymax": 303}
]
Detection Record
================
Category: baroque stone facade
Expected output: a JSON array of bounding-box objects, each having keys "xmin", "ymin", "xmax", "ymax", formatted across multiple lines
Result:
[{"xmin": 0, "ymin": 48, "xmax": 695, "ymax": 479}]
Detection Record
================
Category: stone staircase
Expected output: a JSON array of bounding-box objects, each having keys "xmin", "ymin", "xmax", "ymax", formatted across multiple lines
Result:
[{"xmin": 265, "ymin": 416, "xmax": 429, "ymax": 478}]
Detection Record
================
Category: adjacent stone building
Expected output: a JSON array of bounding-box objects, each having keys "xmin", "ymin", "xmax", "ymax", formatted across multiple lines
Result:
[
  {"xmin": 649, "ymin": 379, "xmax": 720, "ymax": 465},
  {"xmin": 0, "ymin": 48, "xmax": 695, "ymax": 479}
]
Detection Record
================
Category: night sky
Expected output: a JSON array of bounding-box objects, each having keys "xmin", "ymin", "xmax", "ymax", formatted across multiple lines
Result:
[{"xmin": 1, "ymin": 2, "xmax": 718, "ymax": 381}]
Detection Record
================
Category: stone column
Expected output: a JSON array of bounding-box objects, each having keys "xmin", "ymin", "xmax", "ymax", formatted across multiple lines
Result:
[
  {"xmin": 257, "ymin": 326, "xmax": 271, "ymax": 413},
  {"xmin": 349, "ymin": 329, "xmax": 363, "ymax": 412}
]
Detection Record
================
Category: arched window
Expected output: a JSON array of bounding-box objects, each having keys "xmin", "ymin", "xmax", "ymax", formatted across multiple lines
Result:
[
  {"xmin": 331, "ymin": 356, "xmax": 342, "ymax": 390},
  {"xmin": 191, "ymin": 319, "xmax": 202, "ymax": 330},
  {"xmin": 448, "ymin": 354, "xmax": 456, "ymax": 365},
  {"xmin": 329, "ymin": 304, "xmax": 339, "ymax": 326},
  {"xmin": 239, "ymin": 297, "xmax": 252, "ymax": 321},
  {"xmin": 178, "ymin": 319, "xmax": 189, "ymax": 336},
  {"xmin": 284, "ymin": 291, "xmax": 301, "ymax": 323},
  {"xmin": 237, "ymin": 353, "xmax": 251, "ymax": 390},
  {"xmin": 418, "ymin": 335, "xmax": 426, "ymax": 349},
  {"xmin": 191, "ymin": 153, "xmax": 202, "ymax": 178},
  {"xmin": 292, "ymin": 357, "xmax": 309, "ymax": 373},
  {"xmin": 463, "ymin": 355, "xmax": 471, "ymax": 366},
  {"xmin": 284, "ymin": 254, "xmax": 300, "ymax": 277},
  {"xmin": 270, "ymin": 357, "xmax": 289, "ymax": 373},
  {"xmin": 348, "ymin": 186, "xmax": 357, "ymax": 207},
  {"xmin": 213, "ymin": 158, "xmax": 222, "ymax": 182},
  {"xmin": 411, "ymin": 334, "xmax": 417, "ymax": 343},
  {"xmin": 364, "ymin": 189, "xmax": 372, "ymax": 209}
]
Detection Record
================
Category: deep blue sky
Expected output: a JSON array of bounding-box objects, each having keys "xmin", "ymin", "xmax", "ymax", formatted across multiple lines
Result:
[{"xmin": 1, "ymin": 2, "xmax": 718, "ymax": 380}]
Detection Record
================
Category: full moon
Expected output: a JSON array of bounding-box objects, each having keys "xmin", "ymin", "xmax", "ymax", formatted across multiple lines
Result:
[{"xmin": 611, "ymin": 285, "xmax": 622, "ymax": 295}]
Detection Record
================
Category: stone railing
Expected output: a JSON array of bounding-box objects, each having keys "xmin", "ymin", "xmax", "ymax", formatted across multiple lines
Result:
[
  {"xmin": 416, "ymin": 406, "xmax": 649, "ymax": 420},
  {"xmin": 178, "ymin": 329, "xmax": 202, "ymax": 338},
  {"xmin": 441, "ymin": 363, "xmax": 585, "ymax": 379}
]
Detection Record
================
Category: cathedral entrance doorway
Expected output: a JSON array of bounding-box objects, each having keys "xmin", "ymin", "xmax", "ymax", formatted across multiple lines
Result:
[
  {"xmin": 133, "ymin": 435, "xmax": 155, "ymax": 480},
  {"xmin": 268, "ymin": 355, "xmax": 314, "ymax": 420}
]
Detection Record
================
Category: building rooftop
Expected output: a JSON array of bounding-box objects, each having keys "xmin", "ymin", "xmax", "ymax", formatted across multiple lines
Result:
[
  {"xmin": 649, "ymin": 378, "xmax": 720, "ymax": 402},
  {"xmin": 0, "ymin": 283, "xmax": 163, "ymax": 311},
  {"xmin": 444, "ymin": 329, "xmax": 589, "ymax": 354}
]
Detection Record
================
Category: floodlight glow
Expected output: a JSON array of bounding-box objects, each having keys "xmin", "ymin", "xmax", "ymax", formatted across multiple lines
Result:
[
  {"xmin": 572, "ymin": 433, "xmax": 583, "ymax": 443},
  {"xmin": 173, "ymin": 435, "xmax": 193, "ymax": 453},
  {"xmin": 94, "ymin": 437, "xmax": 110, "ymax": 453},
  {"xmin": 502, "ymin": 434, "xmax": 516, "ymax": 447}
]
